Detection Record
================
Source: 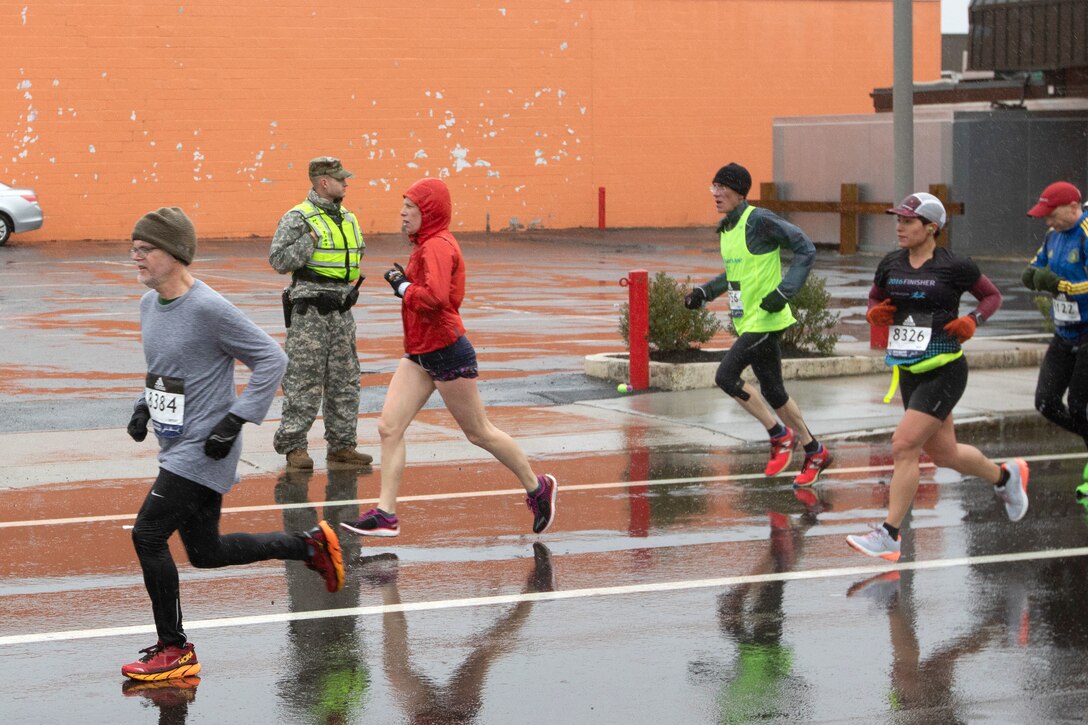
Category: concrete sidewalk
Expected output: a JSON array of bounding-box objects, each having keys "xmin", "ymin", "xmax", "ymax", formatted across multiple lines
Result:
[
  {"xmin": 0, "ymin": 233, "xmax": 1055, "ymax": 490},
  {"xmin": 586, "ymin": 335, "xmax": 1050, "ymax": 390},
  {"xmin": 0, "ymin": 361, "xmax": 1045, "ymax": 490}
]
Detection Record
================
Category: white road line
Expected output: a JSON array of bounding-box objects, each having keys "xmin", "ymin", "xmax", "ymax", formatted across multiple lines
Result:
[
  {"xmin": 4, "ymin": 545, "xmax": 1087, "ymax": 647},
  {"xmin": 3, "ymin": 451, "xmax": 1085, "ymax": 530}
]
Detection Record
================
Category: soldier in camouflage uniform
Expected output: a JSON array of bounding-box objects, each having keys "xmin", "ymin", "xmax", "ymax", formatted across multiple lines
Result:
[{"xmin": 269, "ymin": 157, "xmax": 373, "ymax": 469}]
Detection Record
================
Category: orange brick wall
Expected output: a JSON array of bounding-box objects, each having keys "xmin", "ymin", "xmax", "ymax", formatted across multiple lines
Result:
[{"xmin": 2, "ymin": 1, "xmax": 941, "ymax": 242}]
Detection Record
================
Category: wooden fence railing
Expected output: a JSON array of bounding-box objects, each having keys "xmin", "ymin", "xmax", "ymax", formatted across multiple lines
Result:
[{"xmin": 755, "ymin": 183, "xmax": 964, "ymax": 254}]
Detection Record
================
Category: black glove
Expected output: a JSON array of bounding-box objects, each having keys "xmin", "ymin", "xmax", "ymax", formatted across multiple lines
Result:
[
  {"xmin": 759, "ymin": 288, "xmax": 789, "ymax": 313},
  {"xmin": 204, "ymin": 413, "xmax": 246, "ymax": 460},
  {"xmin": 1033, "ymin": 267, "xmax": 1061, "ymax": 295},
  {"xmin": 384, "ymin": 263, "xmax": 410, "ymax": 298},
  {"xmin": 1021, "ymin": 265, "xmax": 1038, "ymax": 291},
  {"xmin": 683, "ymin": 286, "xmax": 707, "ymax": 310},
  {"xmin": 127, "ymin": 402, "xmax": 151, "ymax": 442}
]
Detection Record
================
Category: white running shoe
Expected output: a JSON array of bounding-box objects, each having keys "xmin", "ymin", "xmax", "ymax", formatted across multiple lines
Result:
[
  {"xmin": 846, "ymin": 523, "xmax": 901, "ymax": 562},
  {"xmin": 995, "ymin": 458, "xmax": 1030, "ymax": 522}
]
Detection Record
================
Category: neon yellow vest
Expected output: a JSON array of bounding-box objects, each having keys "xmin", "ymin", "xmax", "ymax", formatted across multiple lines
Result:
[
  {"xmin": 719, "ymin": 205, "xmax": 795, "ymax": 334},
  {"xmin": 292, "ymin": 200, "xmax": 364, "ymax": 281}
]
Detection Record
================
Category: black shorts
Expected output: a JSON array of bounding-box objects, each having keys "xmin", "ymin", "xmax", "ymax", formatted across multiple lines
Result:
[
  {"xmin": 899, "ymin": 354, "xmax": 968, "ymax": 421},
  {"xmin": 405, "ymin": 335, "xmax": 479, "ymax": 382}
]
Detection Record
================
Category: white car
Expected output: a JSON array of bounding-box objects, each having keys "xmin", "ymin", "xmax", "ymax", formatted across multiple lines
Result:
[{"xmin": 0, "ymin": 182, "xmax": 44, "ymax": 245}]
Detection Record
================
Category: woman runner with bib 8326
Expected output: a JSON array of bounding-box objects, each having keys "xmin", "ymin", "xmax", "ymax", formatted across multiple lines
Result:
[{"xmin": 846, "ymin": 192, "xmax": 1029, "ymax": 563}]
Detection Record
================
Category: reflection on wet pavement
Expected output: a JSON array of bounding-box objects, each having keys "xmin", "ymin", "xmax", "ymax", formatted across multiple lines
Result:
[{"xmin": 3, "ymin": 237, "xmax": 1088, "ymax": 721}]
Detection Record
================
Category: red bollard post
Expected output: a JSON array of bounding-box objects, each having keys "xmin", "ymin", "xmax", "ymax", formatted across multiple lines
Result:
[
  {"xmin": 870, "ymin": 324, "xmax": 888, "ymax": 350},
  {"xmin": 598, "ymin": 186, "xmax": 606, "ymax": 231},
  {"xmin": 621, "ymin": 269, "xmax": 649, "ymax": 390}
]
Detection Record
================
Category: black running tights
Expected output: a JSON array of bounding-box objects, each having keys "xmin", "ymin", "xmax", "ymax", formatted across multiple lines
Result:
[{"xmin": 131, "ymin": 468, "xmax": 307, "ymax": 646}]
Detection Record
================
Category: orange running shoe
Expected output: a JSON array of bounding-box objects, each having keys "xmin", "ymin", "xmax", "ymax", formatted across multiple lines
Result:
[{"xmin": 303, "ymin": 520, "xmax": 344, "ymax": 593}]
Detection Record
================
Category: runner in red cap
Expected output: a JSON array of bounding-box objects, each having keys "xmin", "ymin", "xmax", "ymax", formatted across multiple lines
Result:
[{"xmin": 1021, "ymin": 181, "xmax": 1088, "ymax": 495}]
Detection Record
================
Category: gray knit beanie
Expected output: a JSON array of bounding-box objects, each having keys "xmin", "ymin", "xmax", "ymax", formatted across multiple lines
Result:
[{"xmin": 132, "ymin": 207, "xmax": 196, "ymax": 265}]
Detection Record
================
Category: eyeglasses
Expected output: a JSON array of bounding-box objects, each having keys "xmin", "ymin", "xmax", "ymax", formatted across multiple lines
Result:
[
  {"xmin": 709, "ymin": 184, "xmax": 729, "ymax": 194},
  {"xmin": 129, "ymin": 245, "xmax": 159, "ymax": 259}
]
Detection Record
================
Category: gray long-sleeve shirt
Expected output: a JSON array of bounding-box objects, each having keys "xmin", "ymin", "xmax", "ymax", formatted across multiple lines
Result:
[
  {"xmin": 701, "ymin": 201, "xmax": 816, "ymax": 301},
  {"xmin": 137, "ymin": 279, "xmax": 287, "ymax": 493}
]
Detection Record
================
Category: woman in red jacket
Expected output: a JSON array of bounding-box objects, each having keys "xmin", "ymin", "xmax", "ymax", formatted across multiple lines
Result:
[{"xmin": 341, "ymin": 177, "xmax": 557, "ymax": 538}]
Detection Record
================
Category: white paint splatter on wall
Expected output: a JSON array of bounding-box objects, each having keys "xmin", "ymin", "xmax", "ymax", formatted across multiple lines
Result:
[{"xmin": 451, "ymin": 145, "xmax": 470, "ymax": 172}]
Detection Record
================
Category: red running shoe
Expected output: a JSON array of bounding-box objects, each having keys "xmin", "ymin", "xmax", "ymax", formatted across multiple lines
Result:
[
  {"xmin": 794, "ymin": 445, "xmax": 832, "ymax": 486},
  {"xmin": 763, "ymin": 427, "xmax": 796, "ymax": 476},
  {"xmin": 121, "ymin": 642, "xmax": 201, "ymax": 681},
  {"xmin": 303, "ymin": 520, "xmax": 344, "ymax": 593}
]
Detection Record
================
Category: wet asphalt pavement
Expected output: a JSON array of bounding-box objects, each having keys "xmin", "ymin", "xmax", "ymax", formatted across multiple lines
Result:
[{"xmin": 3, "ymin": 231, "xmax": 1088, "ymax": 723}]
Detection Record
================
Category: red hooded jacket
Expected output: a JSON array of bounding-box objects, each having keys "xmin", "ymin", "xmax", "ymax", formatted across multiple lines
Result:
[{"xmin": 400, "ymin": 178, "xmax": 466, "ymax": 354}]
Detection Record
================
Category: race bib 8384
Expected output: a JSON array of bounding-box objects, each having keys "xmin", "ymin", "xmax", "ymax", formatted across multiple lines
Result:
[{"xmin": 145, "ymin": 373, "xmax": 185, "ymax": 439}]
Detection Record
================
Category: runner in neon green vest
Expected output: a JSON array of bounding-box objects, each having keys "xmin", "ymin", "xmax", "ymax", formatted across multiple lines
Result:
[{"xmin": 685, "ymin": 163, "xmax": 831, "ymax": 486}]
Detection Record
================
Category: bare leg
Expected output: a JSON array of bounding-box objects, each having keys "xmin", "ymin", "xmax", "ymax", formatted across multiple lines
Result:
[
  {"xmin": 886, "ymin": 410, "xmax": 944, "ymax": 528},
  {"xmin": 435, "ymin": 376, "xmax": 538, "ymax": 492},
  {"xmin": 376, "ymin": 359, "xmax": 436, "ymax": 513},
  {"xmin": 921, "ymin": 414, "xmax": 1002, "ymax": 484},
  {"xmin": 732, "ymin": 382, "xmax": 779, "ymax": 429},
  {"xmin": 774, "ymin": 397, "xmax": 815, "ymax": 447}
]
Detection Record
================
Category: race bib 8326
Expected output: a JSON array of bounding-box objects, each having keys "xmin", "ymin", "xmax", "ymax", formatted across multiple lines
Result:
[{"xmin": 888, "ymin": 312, "xmax": 933, "ymax": 357}]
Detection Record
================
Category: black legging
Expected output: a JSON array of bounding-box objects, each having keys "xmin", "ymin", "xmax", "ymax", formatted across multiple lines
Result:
[
  {"xmin": 131, "ymin": 468, "xmax": 308, "ymax": 647},
  {"xmin": 714, "ymin": 331, "xmax": 790, "ymax": 409},
  {"xmin": 1035, "ymin": 333, "xmax": 1088, "ymax": 445}
]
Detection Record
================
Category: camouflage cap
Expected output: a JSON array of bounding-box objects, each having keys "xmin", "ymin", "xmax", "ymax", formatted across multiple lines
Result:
[{"xmin": 308, "ymin": 156, "xmax": 352, "ymax": 180}]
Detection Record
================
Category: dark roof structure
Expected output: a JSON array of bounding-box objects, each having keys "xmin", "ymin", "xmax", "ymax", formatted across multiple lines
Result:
[
  {"xmin": 968, "ymin": 0, "xmax": 1088, "ymax": 73},
  {"xmin": 871, "ymin": 0, "xmax": 1088, "ymax": 110}
]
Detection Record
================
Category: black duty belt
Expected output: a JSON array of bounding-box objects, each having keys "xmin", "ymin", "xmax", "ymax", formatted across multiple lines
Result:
[{"xmin": 292, "ymin": 267, "xmax": 353, "ymax": 284}]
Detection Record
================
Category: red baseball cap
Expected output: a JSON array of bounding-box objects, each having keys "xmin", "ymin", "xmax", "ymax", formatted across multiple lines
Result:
[{"xmin": 1027, "ymin": 181, "xmax": 1082, "ymax": 217}]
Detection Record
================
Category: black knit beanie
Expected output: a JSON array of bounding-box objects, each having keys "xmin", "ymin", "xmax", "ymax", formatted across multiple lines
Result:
[
  {"xmin": 132, "ymin": 207, "xmax": 196, "ymax": 265},
  {"xmin": 712, "ymin": 163, "xmax": 752, "ymax": 197}
]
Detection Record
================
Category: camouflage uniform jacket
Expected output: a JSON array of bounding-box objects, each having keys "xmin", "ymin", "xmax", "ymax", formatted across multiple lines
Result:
[{"xmin": 269, "ymin": 189, "xmax": 365, "ymax": 304}]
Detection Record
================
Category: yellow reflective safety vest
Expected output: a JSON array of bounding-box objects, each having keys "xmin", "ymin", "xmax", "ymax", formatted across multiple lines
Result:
[
  {"xmin": 292, "ymin": 200, "xmax": 364, "ymax": 281},
  {"xmin": 719, "ymin": 205, "xmax": 795, "ymax": 334}
]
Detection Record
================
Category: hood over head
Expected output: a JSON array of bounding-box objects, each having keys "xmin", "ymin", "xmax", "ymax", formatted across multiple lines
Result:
[{"xmin": 404, "ymin": 177, "xmax": 452, "ymax": 243}]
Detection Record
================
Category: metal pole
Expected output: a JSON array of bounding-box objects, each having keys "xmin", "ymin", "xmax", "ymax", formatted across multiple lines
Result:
[{"xmin": 893, "ymin": 0, "xmax": 914, "ymax": 203}]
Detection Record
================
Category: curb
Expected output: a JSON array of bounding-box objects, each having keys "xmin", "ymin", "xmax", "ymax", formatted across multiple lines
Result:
[{"xmin": 584, "ymin": 341, "xmax": 1048, "ymax": 391}]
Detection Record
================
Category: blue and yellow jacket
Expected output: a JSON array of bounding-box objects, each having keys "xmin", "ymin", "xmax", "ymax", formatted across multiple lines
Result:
[{"xmin": 1030, "ymin": 210, "xmax": 1088, "ymax": 340}]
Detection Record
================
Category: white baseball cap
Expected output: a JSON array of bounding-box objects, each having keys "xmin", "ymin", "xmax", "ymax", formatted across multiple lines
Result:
[{"xmin": 887, "ymin": 192, "xmax": 948, "ymax": 230}]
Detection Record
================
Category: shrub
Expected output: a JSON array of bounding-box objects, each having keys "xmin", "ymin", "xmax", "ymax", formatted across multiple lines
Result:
[
  {"xmin": 619, "ymin": 272, "xmax": 723, "ymax": 352},
  {"xmin": 1034, "ymin": 295, "xmax": 1056, "ymax": 333},
  {"xmin": 780, "ymin": 275, "xmax": 840, "ymax": 356}
]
